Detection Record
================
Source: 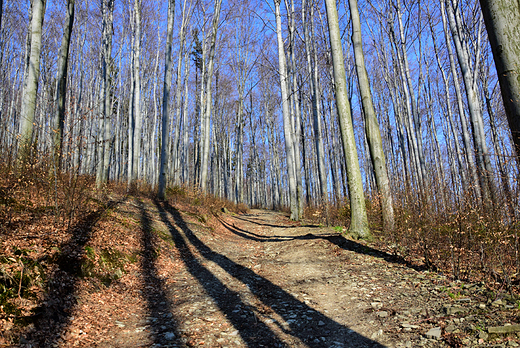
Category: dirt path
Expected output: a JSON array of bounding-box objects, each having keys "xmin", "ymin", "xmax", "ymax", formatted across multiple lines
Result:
[
  {"xmin": 20, "ymin": 200, "xmax": 519, "ymax": 347},
  {"xmin": 110, "ymin": 203, "xmax": 447, "ymax": 348}
]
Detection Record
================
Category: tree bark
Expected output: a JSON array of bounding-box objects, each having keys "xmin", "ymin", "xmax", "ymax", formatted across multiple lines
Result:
[
  {"xmin": 158, "ymin": 0, "xmax": 175, "ymax": 199},
  {"xmin": 445, "ymin": 0, "xmax": 494, "ymax": 203},
  {"xmin": 0, "ymin": 0, "xmax": 4, "ymax": 33},
  {"xmin": 440, "ymin": 1, "xmax": 483, "ymax": 202},
  {"xmin": 349, "ymin": 0, "xmax": 394, "ymax": 232},
  {"xmin": 96, "ymin": 0, "xmax": 114, "ymax": 188},
  {"xmin": 275, "ymin": 0, "xmax": 299, "ymax": 220},
  {"xmin": 479, "ymin": 0, "xmax": 520, "ymax": 163},
  {"xmin": 324, "ymin": 0, "xmax": 370, "ymax": 239},
  {"xmin": 172, "ymin": 0, "xmax": 192, "ymax": 185},
  {"xmin": 52, "ymin": 0, "xmax": 75, "ymax": 171},
  {"xmin": 18, "ymin": 0, "xmax": 46, "ymax": 168},
  {"xmin": 302, "ymin": 0, "xmax": 329, "ymax": 220},
  {"xmin": 131, "ymin": 0, "xmax": 142, "ymax": 183},
  {"xmin": 200, "ymin": 0, "xmax": 222, "ymax": 193}
]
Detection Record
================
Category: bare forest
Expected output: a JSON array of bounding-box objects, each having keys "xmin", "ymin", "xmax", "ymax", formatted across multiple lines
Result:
[{"xmin": 2, "ymin": 0, "xmax": 520, "ymax": 346}]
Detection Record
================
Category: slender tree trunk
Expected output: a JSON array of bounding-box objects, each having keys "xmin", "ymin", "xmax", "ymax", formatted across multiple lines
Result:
[
  {"xmin": 18, "ymin": 0, "xmax": 46, "ymax": 168},
  {"xmin": 349, "ymin": 0, "xmax": 394, "ymax": 232},
  {"xmin": 96, "ymin": 0, "xmax": 114, "ymax": 188},
  {"xmin": 483, "ymin": 71, "xmax": 514, "ymax": 214},
  {"xmin": 158, "ymin": 0, "xmax": 175, "ymax": 199},
  {"xmin": 127, "ymin": 29, "xmax": 135, "ymax": 185},
  {"xmin": 305, "ymin": 0, "xmax": 329, "ymax": 221},
  {"xmin": 200, "ymin": 0, "xmax": 222, "ymax": 192},
  {"xmin": 131, "ymin": 0, "xmax": 142, "ymax": 183},
  {"xmin": 445, "ymin": 0, "xmax": 494, "ymax": 203},
  {"xmin": 172, "ymin": 0, "xmax": 192, "ymax": 185},
  {"xmin": 324, "ymin": 0, "xmax": 370, "ymax": 239},
  {"xmin": 235, "ymin": 98, "xmax": 244, "ymax": 203},
  {"xmin": 275, "ymin": 0, "xmax": 298, "ymax": 220},
  {"xmin": 284, "ymin": 0, "xmax": 304, "ymax": 219},
  {"xmin": 440, "ymin": 2, "xmax": 482, "ymax": 202},
  {"xmin": 479, "ymin": 0, "xmax": 520, "ymax": 163},
  {"xmin": 0, "ymin": 0, "xmax": 3, "ymax": 32},
  {"xmin": 430, "ymin": 21, "xmax": 469, "ymax": 192},
  {"xmin": 52, "ymin": 0, "xmax": 75, "ymax": 172},
  {"xmin": 181, "ymin": 49, "xmax": 191, "ymax": 185},
  {"xmin": 387, "ymin": 11, "xmax": 424, "ymax": 191}
]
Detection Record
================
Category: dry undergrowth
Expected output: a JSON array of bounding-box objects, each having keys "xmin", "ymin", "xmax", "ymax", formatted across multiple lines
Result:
[
  {"xmin": 304, "ymin": 185, "xmax": 520, "ymax": 294},
  {"xmin": 2, "ymin": 156, "xmax": 520, "ymax": 345},
  {"xmin": 0, "ymin": 157, "xmax": 250, "ymax": 346}
]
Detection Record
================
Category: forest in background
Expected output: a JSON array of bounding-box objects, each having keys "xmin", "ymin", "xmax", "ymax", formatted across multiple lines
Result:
[{"xmin": 2, "ymin": 0, "xmax": 520, "ymax": 285}]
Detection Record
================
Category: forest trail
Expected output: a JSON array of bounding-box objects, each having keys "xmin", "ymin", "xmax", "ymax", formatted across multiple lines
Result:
[{"xmin": 19, "ymin": 198, "xmax": 509, "ymax": 348}]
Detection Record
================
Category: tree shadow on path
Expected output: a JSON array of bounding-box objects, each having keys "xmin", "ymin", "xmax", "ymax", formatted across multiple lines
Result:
[
  {"xmin": 233, "ymin": 212, "xmax": 321, "ymax": 230},
  {"xmin": 219, "ymin": 214, "xmax": 427, "ymax": 273},
  {"xmin": 23, "ymin": 199, "xmax": 121, "ymax": 347},
  {"xmin": 136, "ymin": 198, "xmax": 183, "ymax": 347},
  {"xmin": 156, "ymin": 200, "xmax": 386, "ymax": 348}
]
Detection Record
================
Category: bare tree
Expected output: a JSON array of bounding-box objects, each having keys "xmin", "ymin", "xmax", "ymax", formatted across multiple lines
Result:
[
  {"xmin": 52, "ymin": 0, "xmax": 75, "ymax": 171},
  {"xmin": 349, "ymin": 0, "xmax": 394, "ymax": 231},
  {"xmin": 96, "ymin": 0, "xmax": 115, "ymax": 188},
  {"xmin": 324, "ymin": 0, "xmax": 370, "ymax": 239},
  {"xmin": 479, "ymin": 0, "xmax": 520, "ymax": 162},
  {"xmin": 158, "ymin": 0, "xmax": 176, "ymax": 199},
  {"xmin": 18, "ymin": 0, "xmax": 46, "ymax": 167},
  {"xmin": 274, "ymin": 0, "xmax": 299, "ymax": 220},
  {"xmin": 0, "ymin": 0, "xmax": 3, "ymax": 32},
  {"xmin": 200, "ymin": 0, "xmax": 222, "ymax": 192}
]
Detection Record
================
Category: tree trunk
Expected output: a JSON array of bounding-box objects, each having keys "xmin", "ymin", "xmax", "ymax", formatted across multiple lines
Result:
[
  {"xmin": 349, "ymin": 0, "xmax": 394, "ymax": 232},
  {"xmin": 200, "ymin": 0, "xmax": 222, "ymax": 193},
  {"xmin": 324, "ymin": 0, "xmax": 370, "ymax": 239},
  {"xmin": 479, "ymin": 0, "xmax": 520, "ymax": 163},
  {"xmin": 444, "ymin": 0, "xmax": 494, "ymax": 203},
  {"xmin": 306, "ymin": 0, "xmax": 329, "ymax": 221},
  {"xmin": 96, "ymin": 0, "xmax": 114, "ymax": 188},
  {"xmin": 131, "ymin": 0, "xmax": 142, "ymax": 183},
  {"xmin": 52, "ymin": 0, "xmax": 75, "ymax": 172},
  {"xmin": 18, "ymin": 0, "xmax": 46, "ymax": 168},
  {"xmin": 0, "ymin": 0, "xmax": 3, "ymax": 32},
  {"xmin": 430, "ymin": 21, "xmax": 469, "ymax": 192},
  {"xmin": 284, "ymin": 0, "xmax": 304, "ymax": 219},
  {"xmin": 172, "ymin": 0, "xmax": 192, "ymax": 185},
  {"xmin": 440, "ymin": 2, "xmax": 483, "ymax": 202},
  {"xmin": 274, "ymin": 0, "xmax": 299, "ymax": 220},
  {"xmin": 158, "ymin": 0, "xmax": 175, "ymax": 199}
]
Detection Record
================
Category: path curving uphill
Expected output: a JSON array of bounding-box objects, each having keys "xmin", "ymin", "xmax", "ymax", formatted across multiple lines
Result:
[{"xmin": 25, "ymin": 200, "xmax": 508, "ymax": 348}]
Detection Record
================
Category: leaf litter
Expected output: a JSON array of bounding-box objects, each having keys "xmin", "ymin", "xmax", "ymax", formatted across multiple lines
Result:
[{"xmin": 2, "ymin": 189, "xmax": 520, "ymax": 347}]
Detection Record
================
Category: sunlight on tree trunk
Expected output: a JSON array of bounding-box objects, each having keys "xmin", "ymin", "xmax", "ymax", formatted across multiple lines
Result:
[
  {"xmin": 18, "ymin": 0, "xmax": 46, "ymax": 169},
  {"xmin": 96, "ymin": 0, "xmax": 114, "ymax": 188},
  {"xmin": 52, "ymin": 0, "xmax": 75, "ymax": 172},
  {"xmin": 324, "ymin": 0, "xmax": 370, "ymax": 239},
  {"xmin": 275, "ymin": 0, "xmax": 299, "ymax": 221},
  {"xmin": 479, "ymin": 0, "xmax": 520, "ymax": 164},
  {"xmin": 348, "ymin": 0, "xmax": 394, "ymax": 232},
  {"xmin": 158, "ymin": 0, "xmax": 176, "ymax": 200}
]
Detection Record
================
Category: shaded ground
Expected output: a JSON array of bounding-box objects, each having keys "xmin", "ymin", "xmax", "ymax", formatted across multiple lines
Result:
[{"xmin": 9, "ymin": 198, "xmax": 520, "ymax": 347}]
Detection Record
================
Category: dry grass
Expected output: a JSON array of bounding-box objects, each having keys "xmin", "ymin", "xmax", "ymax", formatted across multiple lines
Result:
[{"xmin": 304, "ymin": 183, "xmax": 520, "ymax": 291}]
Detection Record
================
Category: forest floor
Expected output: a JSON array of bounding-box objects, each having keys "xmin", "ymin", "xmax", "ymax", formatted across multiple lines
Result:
[{"xmin": 3, "ymin": 194, "xmax": 520, "ymax": 347}]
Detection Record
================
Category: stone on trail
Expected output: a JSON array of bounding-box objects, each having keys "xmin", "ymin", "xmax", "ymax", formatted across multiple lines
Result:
[
  {"xmin": 488, "ymin": 324, "xmax": 520, "ymax": 334},
  {"xmin": 443, "ymin": 305, "xmax": 468, "ymax": 315},
  {"xmin": 371, "ymin": 329, "xmax": 384, "ymax": 339},
  {"xmin": 163, "ymin": 332, "xmax": 176, "ymax": 340},
  {"xmin": 425, "ymin": 327, "xmax": 441, "ymax": 339}
]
